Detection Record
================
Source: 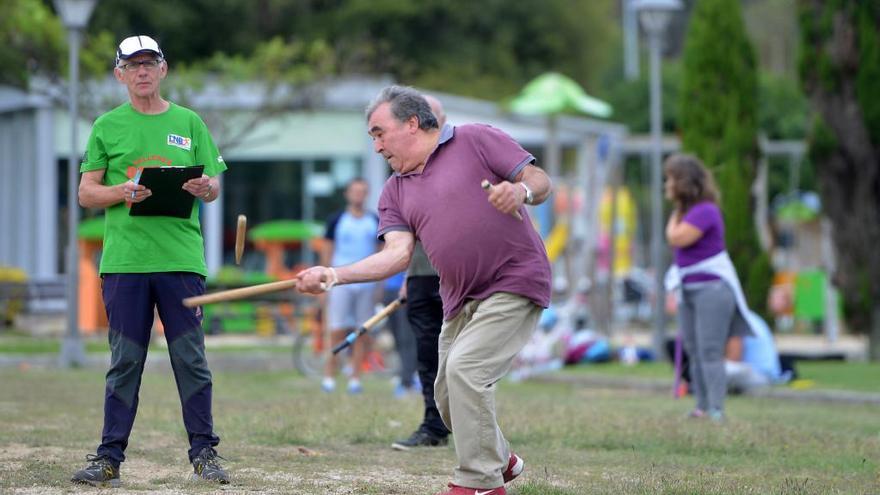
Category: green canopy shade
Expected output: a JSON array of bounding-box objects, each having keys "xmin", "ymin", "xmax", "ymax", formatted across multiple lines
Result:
[
  {"xmin": 508, "ymin": 72, "xmax": 612, "ymax": 118},
  {"xmin": 78, "ymin": 216, "xmax": 105, "ymax": 241},
  {"xmin": 248, "ymin": 220, "xmax": 324, "ymax": 242}
]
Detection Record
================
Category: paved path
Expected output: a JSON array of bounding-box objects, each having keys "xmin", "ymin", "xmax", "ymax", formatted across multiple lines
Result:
[
  {"xmin": 611, "ymin": 330, "xmax": 868, "ymax": 360},
  {"xmin": 530, "ymin": 371, "xmax": 880, "ymax": 406}
]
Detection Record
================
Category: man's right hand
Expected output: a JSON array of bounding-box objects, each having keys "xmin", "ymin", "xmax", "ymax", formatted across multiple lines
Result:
[
  {"xmin": 295, "ymin": 266, "xmax": 336, "ymax": 295},
  {"xmin": 123, "ymin": 182, "xmax": 151, "ymax": 203}
]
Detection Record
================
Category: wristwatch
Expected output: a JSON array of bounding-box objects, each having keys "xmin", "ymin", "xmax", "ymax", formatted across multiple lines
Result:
[{"xmin": 520, "ymin": 182, "xmax": 534, "ymax": 205}]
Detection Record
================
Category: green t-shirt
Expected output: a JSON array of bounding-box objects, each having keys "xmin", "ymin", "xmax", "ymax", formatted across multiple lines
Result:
[{"xmin": 80, "ymin": 102, "xmax": 227, "ymax": 276}]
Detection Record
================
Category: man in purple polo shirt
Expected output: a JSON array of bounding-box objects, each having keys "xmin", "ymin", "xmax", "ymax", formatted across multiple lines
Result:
[{"xmin": 295, "ymin": 85, "xmax": 552, "ymax": 495}]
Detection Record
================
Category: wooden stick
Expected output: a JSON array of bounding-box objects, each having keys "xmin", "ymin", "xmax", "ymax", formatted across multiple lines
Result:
[
  {"xmin": 332, "ymin": 298, "xmax": 406, "ymax": 354},
  {"xmin": 235, "ymin": 214, "xmax": 247, "ymax": 265},
  {"xmin": 481, "ymin": 180, "xmax": 523, "ymax": 221},
  {"xmin": 182, "ymin": 279, "xmax": 299, "ymax": 307}
]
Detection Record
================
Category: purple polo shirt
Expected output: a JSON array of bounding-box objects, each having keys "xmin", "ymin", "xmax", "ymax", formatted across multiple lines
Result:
[
  {"xmin": 377, "ymin": 124, "xmax": 552, "ymax": 320},
  {"xmin": 673, "ymin": 201, "xmax": 725, "ymax": 283}
]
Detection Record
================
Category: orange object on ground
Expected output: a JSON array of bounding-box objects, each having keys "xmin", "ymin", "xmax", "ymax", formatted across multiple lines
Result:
[{"xmin": 78, "ymin": 238, "xmax": 108, "ymax": 333}]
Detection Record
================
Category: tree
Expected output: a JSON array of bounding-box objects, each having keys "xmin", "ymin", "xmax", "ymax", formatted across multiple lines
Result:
[
  {"xmin": 798, "ymin": 0, "xmax": 880, "ymax": 360},
  {"xmin": 84, "ymin": 0, "xmax": 619, "ymax": 102},
  {"xmin": 1, "ymin": 0, "xmax": 64, "ymax": 88},
  {"xmin": 679, "ymin": 0, "xmax": 772, "ymax": 314},
  {"xmin": 163, "ymin": 37, "xmax": 336, "ymax": 151},
  {"xmin": 0, "ymin": 0, "xmax": 116, "ymax": 90}
]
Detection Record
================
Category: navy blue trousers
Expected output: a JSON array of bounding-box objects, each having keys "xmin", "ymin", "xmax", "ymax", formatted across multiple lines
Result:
[{"xmin": 96, "ymin": 273, "xmax": 219, "ymax": 466}]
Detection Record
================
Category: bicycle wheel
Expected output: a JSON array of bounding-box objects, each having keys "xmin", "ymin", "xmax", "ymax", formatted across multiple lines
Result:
[{"xmin": 292, "ymin": 328, "xmax": 326, "ymax": 378}]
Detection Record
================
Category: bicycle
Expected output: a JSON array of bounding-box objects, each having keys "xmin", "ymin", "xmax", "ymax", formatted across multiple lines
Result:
[{"xmin": 290, "ymin": 298, "xmax": 401, "ymax": 379}]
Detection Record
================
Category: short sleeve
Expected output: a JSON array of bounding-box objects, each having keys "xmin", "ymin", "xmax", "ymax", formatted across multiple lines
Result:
[
  {"xmin": 473, "ymin": 125, "xmax": 535, "ymax": 181},
  {"xmin": 324, "ymin": 212, "xmax": 342, "ymax": 241},
  {"xmin": 377, "ymin": 182, "xmax": 409, "ymax": 240},
  {"xmin": 192, "ymin": 115, "xmax": 227, "ymax": 177},
  {"xmin": 682, "ymin": 202, "xmax": 720, "ymax": 233},
  {"xmin": 80, "ymin": 125, "xmax": 107, "ymax": 172}
]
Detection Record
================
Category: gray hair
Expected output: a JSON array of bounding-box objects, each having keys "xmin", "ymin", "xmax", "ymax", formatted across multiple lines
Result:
[{"xmin": 365, "ymin": 85, "xmax": 439, "ymax": 130}]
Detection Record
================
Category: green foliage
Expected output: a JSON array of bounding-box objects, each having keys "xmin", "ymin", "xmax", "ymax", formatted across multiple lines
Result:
[
  {"xmin": 855, "ymin": 1, "xmax": 880, "ymax": 145},
  {"xmin": 84, "ymin": 0, "xmax": 619, "ymax": 101},
  {"xmin": 171, "ymin": 37, "xmax": 334, "ymax": 88},
  {"xmin": 807, "ymin": 116, "xmax": 839, "ymax": 163},
  {"xmin": 0, "ymin": 0, "xmax": 63, "ymax": 88},
  {"xmin": 680, "ymin": 0, "xmax": 758, "ymax": 166},
  {"xmin": 680, "ymin": 0, "xmax": 769, "ymax": 311},
  {"xmin": 758, "ymin": 72, "xmax": 810, "ymax": 140},
  {"xmin": 0, "ymin": 0, "xmax": 117, "ymax": 89},
  {"xmin": 841, "ymin": 271, "xmax": 875, "ymax": 336},
  {"xmin": 605, "ymin": 62, "xmax": 682, "ymax": 134},
  {"xmin": 318, "ymin": 0, "xmax": 618, "ymax": 98},
  {"xmin": 745, "ymin": 251, "xmax": 773, "ymax": 320},
  {"xmin": 605, "ymin": 67, "xmax": 808, "ymax": 139}
]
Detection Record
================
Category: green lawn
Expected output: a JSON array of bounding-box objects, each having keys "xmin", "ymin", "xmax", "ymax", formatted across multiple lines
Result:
[
  {"xmin": 560, "ymin": 360, "xmax": 880, "ymax": 393},
  {"xmin": 0, "ymin": 368, "xmax": 877, "ymax": 494}
]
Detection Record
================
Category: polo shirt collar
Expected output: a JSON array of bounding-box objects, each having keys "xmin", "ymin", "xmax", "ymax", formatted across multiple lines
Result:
[
  {"xmin": 394, "ymin": 124, "xmax": 454, "ymax": 177},
  {"xmin": 437, "ymin": 123, "xmax": 454, "ymax": 145}
]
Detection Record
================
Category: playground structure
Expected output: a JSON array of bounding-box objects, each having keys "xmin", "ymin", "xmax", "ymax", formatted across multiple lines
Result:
[
  {"xmin": 767, "ymin": 192, "xmax": 841, "ymax": 340},
  {"xmin": 77, "ymin": 217, "xmax": 108, "ymax": 333},
  {"xmin": 203, "ymin": 220, "xmax": 324, "ymax": 336}
]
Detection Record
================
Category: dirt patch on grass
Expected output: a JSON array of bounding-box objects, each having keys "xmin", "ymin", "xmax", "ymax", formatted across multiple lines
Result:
[{"xmin": 0, "ymin": 442, "xmax": 454, "ymax": 494}]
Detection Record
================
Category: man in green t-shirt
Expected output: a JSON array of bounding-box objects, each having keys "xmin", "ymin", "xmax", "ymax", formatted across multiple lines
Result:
[{"xmin": 71, "ymin": 35, "xmax": 229, "ymax": 487}]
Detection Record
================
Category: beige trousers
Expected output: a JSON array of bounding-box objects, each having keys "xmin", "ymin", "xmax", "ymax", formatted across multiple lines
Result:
[{"xmin": 435, "ymin": 292, "xmax": 541, "ymax": 488}]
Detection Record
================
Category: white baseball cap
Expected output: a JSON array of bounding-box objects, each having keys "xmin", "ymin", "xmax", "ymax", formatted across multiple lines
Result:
[{"xmin": 116, "ymin": 35, "xmax": 164, "ymax": 65}]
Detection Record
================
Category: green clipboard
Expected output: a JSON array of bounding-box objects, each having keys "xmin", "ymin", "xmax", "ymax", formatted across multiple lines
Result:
[{"xmin": 129, "ymin": 165, "xmax": 205, "ymax": 218}]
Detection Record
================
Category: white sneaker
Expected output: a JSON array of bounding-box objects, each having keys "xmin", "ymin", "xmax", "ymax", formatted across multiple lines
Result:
[{"xmin": 321, "ymin": 377, "xmax": 336, "ymax": 393}]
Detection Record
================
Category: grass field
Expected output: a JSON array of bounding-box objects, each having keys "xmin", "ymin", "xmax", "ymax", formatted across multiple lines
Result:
[{"xmin": 0, "ymin": 366, "xmax": 877, "ymax": 494}]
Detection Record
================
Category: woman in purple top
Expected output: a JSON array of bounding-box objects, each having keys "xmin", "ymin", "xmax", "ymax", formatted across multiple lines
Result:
[{"xmin": 664, "ymin": 153, "xmax": 743, "ymax": 421}]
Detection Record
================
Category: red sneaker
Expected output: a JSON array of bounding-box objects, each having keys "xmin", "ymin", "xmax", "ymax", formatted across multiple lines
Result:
[
  {"xmin": 502, "ymin": 453, "xmax": 524, "ymax": 483},
  {"xmin": 436, "ymin": 483, "xmax": 506, "ymax": 495}
]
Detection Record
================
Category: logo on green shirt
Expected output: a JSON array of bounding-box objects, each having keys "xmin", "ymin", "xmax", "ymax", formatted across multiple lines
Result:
[{"xmin": 167, "ymin": 134, "xmax": 192, "ymax": 150}]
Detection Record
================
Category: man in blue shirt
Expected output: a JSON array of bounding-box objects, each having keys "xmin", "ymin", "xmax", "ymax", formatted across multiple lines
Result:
[{"xmin": 321, "ymin": 178, "xmax": 380, "ymax": 394}]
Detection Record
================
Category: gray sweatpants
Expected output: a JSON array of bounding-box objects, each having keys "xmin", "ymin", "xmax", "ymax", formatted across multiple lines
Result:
[
  {"xmin": 435, "ymin": 292, "xmax": 541, "ymax": 489},
  {"xmin": 678, "ymin": 280, "xmax": 736, "ymax": 413}
]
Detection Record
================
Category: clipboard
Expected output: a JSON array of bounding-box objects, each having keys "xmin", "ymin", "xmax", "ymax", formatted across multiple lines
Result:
[{"xmin": 129, "ymin": 165, "xmax": 205, "ymax": 218}]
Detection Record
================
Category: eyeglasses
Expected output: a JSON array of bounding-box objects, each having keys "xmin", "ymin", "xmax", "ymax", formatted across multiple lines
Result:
[{"xmin": 118, "ymin": 59, "xmax": 163, "ymax": 71}]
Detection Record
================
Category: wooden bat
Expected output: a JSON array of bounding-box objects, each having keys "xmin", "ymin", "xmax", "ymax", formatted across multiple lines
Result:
[
  {"xmin": 182, "ymin": 278, "xmax": 299, "ymax": 307},
  {"xmin": 235, "ymin": 214, "xmax": 247, "ymax": 265},
  {"xmin": 332, "ymin": 297, "xmax": 406, "ymax": 354},
  {"xmin": 481, "ymin": 179, "xmax": 523, "ymax": 221}
]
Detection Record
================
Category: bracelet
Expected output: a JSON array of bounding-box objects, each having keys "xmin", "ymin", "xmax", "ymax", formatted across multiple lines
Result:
[{"xmin": 321, "ymin": 267, "xmax": 338, "ymax": 292}]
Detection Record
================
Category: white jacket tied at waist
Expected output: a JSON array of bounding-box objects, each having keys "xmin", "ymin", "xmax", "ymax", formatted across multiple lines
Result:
[{"xmin": 664, "ymin": 250, "xmax": 756, "ymax": 337}]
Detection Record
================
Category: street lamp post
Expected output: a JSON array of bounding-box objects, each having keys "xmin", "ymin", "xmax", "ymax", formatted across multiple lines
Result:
[
  {"xmin": 55, "ymin": 0, "xmax": 97, "ymax": 367},
  {"xmin": 632, "ymin": 0, "xmax": 682, "ymax": 357}
]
